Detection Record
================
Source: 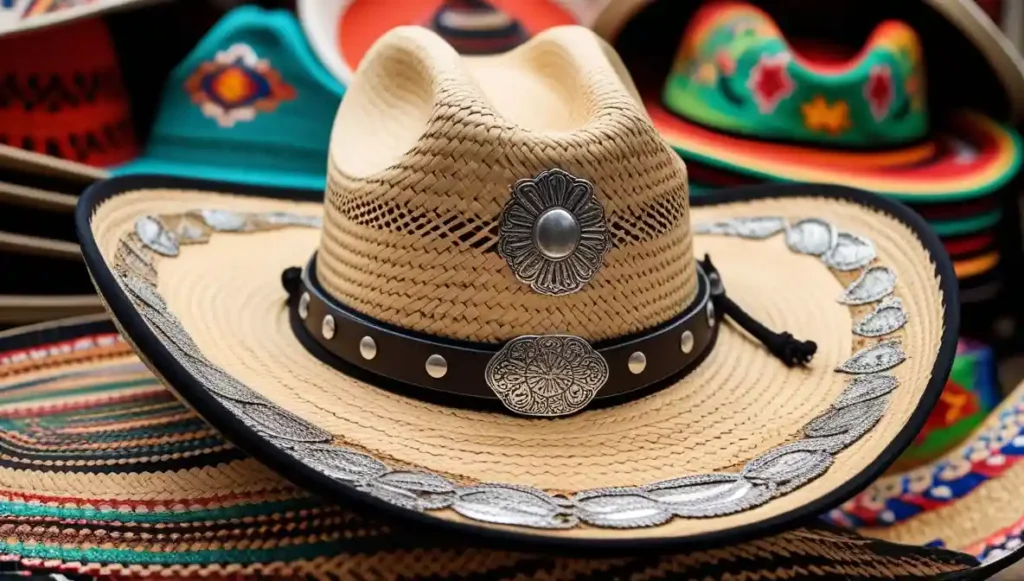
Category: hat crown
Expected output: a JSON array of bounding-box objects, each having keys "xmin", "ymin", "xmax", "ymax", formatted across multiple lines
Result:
[
  {"xmin": 319, "ymin": 25, "xmax": 697, "ymax": 344},
  {"xmin": 663, "ymin": 0, "xmax": 928, "ymax": 148},
  {"xmin": 124, "ymin": 6, "xmax": 344, "ymax": 188}
]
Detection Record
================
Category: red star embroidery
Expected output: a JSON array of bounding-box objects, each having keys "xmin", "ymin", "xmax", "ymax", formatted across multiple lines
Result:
[
  {"xmin": 865, "ymin": 65, "xmax": 893, "ymax": 121},
  {"xmin": 747, "ymin": 53, "xmax": 794, "ymax": 114}
]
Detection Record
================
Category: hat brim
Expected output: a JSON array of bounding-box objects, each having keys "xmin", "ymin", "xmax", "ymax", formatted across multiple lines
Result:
[
  {"xmin": 649, "ymin": 105, "xmax": 1023, "ymax": 202},
  {"xmin": 77, "ymin": 174, "xmax": 959, "ymax": 551},
  {"xmin": 828, "ymin": 377, "xmax": 1024, "ymax": 576},
  {"xmin": 112, "ymin": 157, "xmax": 328, "ymax": 191},
  {"xmin": 0, "ymin": 0, "xmax": 160, "ymax": 39},
  {"xmin": 297, "ymin": 0, "xmax": 588, "ymax": 85},
  {"xmin": 0, "ymin": 315, "xmax": 995, "ymax": 577},
  {"xmin": 0, "ymin": 296, "xmax": 102, "ymax": 326},
  {"xmin": 0, "ymin": 144, "xmax": 106, "ymax": 186}
]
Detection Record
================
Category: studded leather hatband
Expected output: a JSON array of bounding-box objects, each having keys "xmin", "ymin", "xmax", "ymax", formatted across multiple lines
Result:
[{"xmin": 289, "ymin": 255, "xmax": 718, "ymax": 417}]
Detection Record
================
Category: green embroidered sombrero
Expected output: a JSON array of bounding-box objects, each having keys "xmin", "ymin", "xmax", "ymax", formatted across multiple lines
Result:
[{"xmin": 592, "ymin": 0, "xmax": 1024, "ymax": 202}]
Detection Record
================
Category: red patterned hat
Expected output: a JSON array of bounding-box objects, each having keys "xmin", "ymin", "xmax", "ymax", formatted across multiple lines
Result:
[{"xmin": 0, "ymin": 17, "xmax": 138, "ymax": 169}]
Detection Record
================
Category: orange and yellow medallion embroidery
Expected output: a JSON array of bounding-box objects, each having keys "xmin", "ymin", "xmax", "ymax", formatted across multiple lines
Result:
[{"xmin": 185, "ymin": 43, "xmax": 296, "ymax": 128}]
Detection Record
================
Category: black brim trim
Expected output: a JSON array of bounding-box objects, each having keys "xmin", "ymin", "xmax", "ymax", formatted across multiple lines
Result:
[{"xmin": 75, "ymin": 174, "xmax": 959, "ymax": 557}]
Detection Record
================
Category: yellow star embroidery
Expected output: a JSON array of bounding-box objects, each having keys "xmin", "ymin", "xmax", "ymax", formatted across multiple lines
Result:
[
  {"xmin": 940, "ymin": 389, "xmax": 970, "ymax": 424},
  {"xmin": 801, "ymin": 95, "xmax": 851, "ymax": 135}
]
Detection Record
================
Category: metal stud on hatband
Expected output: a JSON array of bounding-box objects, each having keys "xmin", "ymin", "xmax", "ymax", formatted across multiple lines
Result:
[
  {"xmin": 322, "ymin": 315, "xmax": 336, "ymax": 340},
  {"xmin": 426, "ymin": 354, "xmax": 448, "ymax": 379},
  {"xmin": 628, "ymin": 352, "xmax": 647, "ymax": 374},
  {"xmin": 359, "ymin": 336, "xmax": 377, "ymax": 360},
  {"xmin": 298, "ymin": 293, "xmax": 310, "ymax": 320},
  {"xmin": 706, "ymin": 302, "xmax": 716, "ymax": 327},
  {"xmin": 681, "ymin": 331, "xmax": 694, "ymax": 354}
]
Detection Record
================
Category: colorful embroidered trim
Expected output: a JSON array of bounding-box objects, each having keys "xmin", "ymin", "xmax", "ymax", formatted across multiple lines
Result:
[
  {"xmin": 184, "ymin": 43, "xmax": 296, "ymax": 128},
  {"xmin": 0, "ymin": 117, "xmax": 136, "ymax": 165},
  {"xmin": 21, "ymin": 0, "xmax": 97, "ymax": 18},
  {"xmin": 0, "ymin": 70, "xmax": 126, "ymax": 110},
  {"xmin": 826, "ymin": 384, "xmax": 1024, "ymax": 529}
]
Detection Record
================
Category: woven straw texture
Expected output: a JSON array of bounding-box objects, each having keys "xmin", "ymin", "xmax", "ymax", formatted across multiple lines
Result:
[
  {"xmin": 87, "ymin": 185, "xmax": 945, "ymax": 541},
  {"xmin": 320, "ymin": 26, "xmax": 695, "ymax": 343},
  {"xmin": 0, "ymin": 321, "xmax": 982, "ymax": 578}
]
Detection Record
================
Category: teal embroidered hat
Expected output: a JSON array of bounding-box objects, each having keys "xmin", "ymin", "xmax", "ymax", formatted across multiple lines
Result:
[{"xmin": 112, "ymin": 5, "xmax": 345, "ymax": 190}]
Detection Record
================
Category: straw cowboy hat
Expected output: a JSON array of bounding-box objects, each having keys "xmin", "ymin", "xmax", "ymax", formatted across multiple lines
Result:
[
  {"xmin": 298, "ymin": 0, "xmax": 597, "ymax": 85},
  {"xmin": 78, "ymin": 24, "xmax": 959, "ymax": 550},
  {"xmin": 0, "ymin": 314, "xmax": 1016, "ymax": 579}
]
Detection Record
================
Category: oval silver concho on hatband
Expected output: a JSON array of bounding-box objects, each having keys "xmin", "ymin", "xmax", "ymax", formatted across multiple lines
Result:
[
  {"xmin": 485, "ymin": 335, "xmax": 610, "ymax": 416},
  {"xmin": 498, "ymin": 169, "xmax": 612, "ymax": 296}
]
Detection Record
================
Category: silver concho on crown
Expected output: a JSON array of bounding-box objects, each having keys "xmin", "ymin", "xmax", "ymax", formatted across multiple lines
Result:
[
  {"xmin": 497, "ymin": 169, "xmax": 612, "ymax": 296},
  {"xmin": 485, "ymin": 335, "xmax": 609, "ymax": 416}
]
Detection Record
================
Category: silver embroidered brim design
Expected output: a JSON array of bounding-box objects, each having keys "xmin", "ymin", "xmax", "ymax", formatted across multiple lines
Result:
[
  {"xmin": 134, "ymin": 209, "xmax": 322, "ymax": 257},
  {"xmin": 854, "ymin": 297, "xmax": 908, "ymax": 337},
  {"xmin": 838, "ymin": 266, "xmax": 897, "ymax": 305},
  {"xmin": 107, "ymin": 210, "xmax": 910, "ymax": 531},
  {"xmin": 693, "ymin": 216, "xmax": 786, "ymax": 239},
  {"xmin": 497, "ymin": 169, "xmax": 612, "ymax": 296},
  {"xmin": 484, "ymin": 335, "xmax": 609, "ymax": 416},
  {"xmin": 786, "ymin": 218, "xmax": 836, "ymax": 255},
  {"xmin": 695, "ymin": 216, "xmax": 910, "ymax": 499}
]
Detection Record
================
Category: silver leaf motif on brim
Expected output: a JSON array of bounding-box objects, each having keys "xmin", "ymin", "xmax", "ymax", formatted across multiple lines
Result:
[
  {"xmin": 135, "ymin": 215, "xmax": 179, "ymax": 257},
  {"xmin": 821, "ymin": 232, "xmax": 876, "ymax": 271},
  {"xmin": 785, "ymin": 218, "xmax": 836, "ymax": 255},
  {"xmin": 835, "ymin": 340, "xmax": 907, "ymax": 374},
  {"xmin": 837, "ymin": 266, "xmax": 897, "ymax": 305},
  {"xmin": 741, "ymin": 442, "xmax": 834, "ymax": 493},
  {"xmin": 198, "ymin": 209, "xmax": 248, "ymax": 231},
  {"xmin": 644, "ymin": 474, "xmax": 776, "ymax": 518},
  {"xmin": 453, "ymin": 485, "xmax": 578, "ymax": 529},
  {"xmin": 291, "ymin": 444, "xmax": 388, "ymax": 483},
  {"xmin": 360, "ymin": 471, "xmax": 457, "ymax": 510},
  {"xmin": 834, "ymin": 374, "xmax": 899, "ymax": 409},
  {"xmin": 803, "ymin": 396, "xmax": 890, "ymax": 438},
  {"xmin": 179, "ymin": 353, "xmax": 271, "ymax": 405},
  {"xmin": 574, "ymin": 487, "xmax": 674, "ymax": 528},
  {"xmin": 853, "ymin": 297, "xmax": 908, "ymax": 337},
  {"xmin": 693, "ymin": 216, "xmax": 787, "ymax": 239},
  {"xmin": 220, "ymin": 398, "xmax": 332, "ymax": 443},
  {"xmin": 160, "ymin": 212, "xmax": 211, "ymax": 244},
  {"xmin": 194, "ymin": 209, "xmax": 322, "ymax": 232}
]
